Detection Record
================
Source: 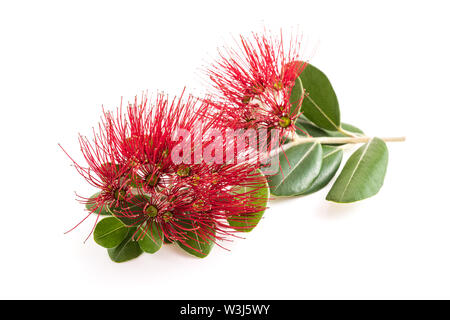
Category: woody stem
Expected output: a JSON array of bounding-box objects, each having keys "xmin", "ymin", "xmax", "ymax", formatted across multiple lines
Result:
[{"xmin": 290, "ymin": 135, "xmax": 406, "ymax": 145}]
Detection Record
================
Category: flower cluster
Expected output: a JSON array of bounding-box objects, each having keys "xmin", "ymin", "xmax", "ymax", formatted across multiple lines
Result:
[
  {"xmin": 62, "ymin": 93, "xmax": 267, "ymax": 255},
  {"xmin": 207, "ymin": 31, "xmax": 307, "ymax": 142}
]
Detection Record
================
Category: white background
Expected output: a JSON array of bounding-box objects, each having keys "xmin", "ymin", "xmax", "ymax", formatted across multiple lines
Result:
[{"xmin": 1, "ymin": 0, "xmax": 449, "ymax": 299}]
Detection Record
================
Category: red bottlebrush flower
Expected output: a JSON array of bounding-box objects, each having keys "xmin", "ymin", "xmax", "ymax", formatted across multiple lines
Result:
[
  {"xmin": 114, "ymin": 167, "xmax": 266, "ymax": 250},
  {"xmin": 59, "ymin": 130, "xmax": 135, "ymax": 239},
  {"xmin": 61, "ymin": 91, "xmax": 268, "ymax": 255},
  {"xmin": 207, "ymin": 30, "xmax": 308, "ymax": 140}
]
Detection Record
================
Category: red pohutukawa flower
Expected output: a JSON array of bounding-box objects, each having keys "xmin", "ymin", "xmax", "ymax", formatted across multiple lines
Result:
[
  {"xmin": 207, "ymin": 31, "xmax": 308, "ymax": 141},
  {"xmin": 61, "ymin": 92, "xmax": 268, "ymax": 258}
]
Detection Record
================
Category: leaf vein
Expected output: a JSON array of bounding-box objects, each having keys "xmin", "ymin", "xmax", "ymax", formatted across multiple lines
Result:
[
  {"xmin": 306, "ymin": 95, "xmax": 339, "ymax": 130},
  {"xmin": 96, "ymin": 226, "xmax": 125, "ymax": 240},
  {"xmin": 339, "ymin": 139, "xmax": 373, "ymax": 201},
  {"xmin": 273, "ymin": 142, "xmax": 319, "ymax": 192}
]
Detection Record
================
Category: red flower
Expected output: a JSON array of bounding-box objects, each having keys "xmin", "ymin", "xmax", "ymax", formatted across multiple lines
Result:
[
  {"xmin": 207, "ymin": 30, "xmax": 307, "ymax": 140},
  {"xmin": 61, "ymin": 92, "xmax": 267, "ymax": 253},
  {"xmin": 59, "ymin": 133, "xmax": 134, "ymax": 239},
  {"xmin": 114, "ymin": 166, "xmax": 266, "ymax": 249}
]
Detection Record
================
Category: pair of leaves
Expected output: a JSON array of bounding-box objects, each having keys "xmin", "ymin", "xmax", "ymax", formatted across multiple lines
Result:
[
  {"xmin": 305, "ymin": 145, "xmax": 344, "ymax": 196},
  {"xmin": 268, "ymin": 143, "xmax": 343, "ymax": 197},
  {"xmin": 91, "ymin": 194, "xmax": 216, "ymax": 259},
  {"xmin": 268, "ymin": 138, "xmax": 388, "ymax": 202},
  {"xmin": 92, "ymin": 217, "xmax": 143, "ymax": 262},
  {"xmin": 94, "ymin": 214, "xmax": 163, "ymax": 262},
  {"xmin": 270, "ymin": 63, "xmax": 389, "ymax": 202},
  {"xmin": 108, "ymin": 196, "xmax": 169, "ymax": 254}
]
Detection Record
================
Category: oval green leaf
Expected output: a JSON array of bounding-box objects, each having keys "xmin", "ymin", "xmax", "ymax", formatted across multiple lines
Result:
[
  {"xmin": 94, "ymin": 217, "xmax": 128, "ymax": 248},
  {"xmin": 85, "ymin": 192, "xmax": 111, "ymax": 216},
  {"xmin": 326, "ymin": 137, "xmax": 388, "ymax": 203},
  {"xmin": 299, "ymin": 146, "xmax": 343, "ymax": 196},
  {"xmin": 137, "ymin": 221, "xmax": 163, "ymax": 254},
  {"xmin": 107, "ymin": 227, "xmax": 143, "ymax": 263},
  {"xmin": 228, "ymin": 169, "xmax": 269, "ymax": 232},
  {"xmin": 177, "ymin": 220, "xmax": 215, "ymax": 258},
  {"xmin": 267, "ymin": 142, "xmax": 322, "ymax": 196},
  {"xmin": 298, "ymin": 63, "xmax": 341, "ymax": 131}
]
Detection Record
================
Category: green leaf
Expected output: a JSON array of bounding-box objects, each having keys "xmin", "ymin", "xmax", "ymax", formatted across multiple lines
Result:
[
  {"xmin": 177, "ymin": 219, "xmax": 215, "ymax": 258},
  {"xmin": 267, "ymin": 142, "xmax": 322, "ymax": 196},
  {"xmin": 137, "ymin": 221, "xmax": 163, "ymax": 254},
  {"xmin": 299, "ymin": 146, "xmax": 343, "ymax": 195},
  {"xmin": 326, "ymin": 137, "xmax": 389, "ymax": 203},
  {"xmin": 107, "ymin": 194, "xmax": 150, "ymax": 226},
  {"xmin": 289, "ymin": 76, "xmax": 304, "ymax": 116},
  {"xmin": 107, "ymin": 227, "xmax": 143, "ymax": 263},
  {"xmin": 93, "ymin": 217, "xmax": 128, "ymax": 248},
  {"xmin": 337, "ymin": 123, "xmax": 364, "ymax": 136},
  {"xmin": 296, "ymin": 117, "xmax": 329, "ymax": 138},
  {"xmin": 228, "ymin": 169, "xmax": 269, "ymax": 232},
  {"xmin": 298, "ymin": 63, "xmax": 341, "ymax": 131},
  {"xmin": 85, "ymin": 192, "xmax": 111, "ymax": 216},
  {"xmin": 296, "ymin": 117, "xmax": 363, "ymax": 139}
]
